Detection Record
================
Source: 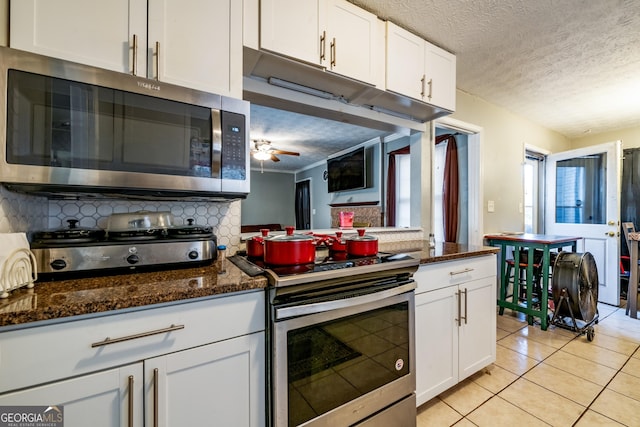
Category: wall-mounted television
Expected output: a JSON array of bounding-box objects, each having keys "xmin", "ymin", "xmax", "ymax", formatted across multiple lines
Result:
[{"xmin": 327, "ymin": 146, "xmax": 366, "ymax": 193}]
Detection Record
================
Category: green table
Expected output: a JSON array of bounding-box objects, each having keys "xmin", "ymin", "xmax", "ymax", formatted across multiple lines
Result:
[{"xmin": 485, "ymin": 233, "xmax": 582, "ymax": 330}]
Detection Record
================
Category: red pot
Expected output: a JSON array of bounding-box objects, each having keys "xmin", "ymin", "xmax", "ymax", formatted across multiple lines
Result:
[
  {"xmin": 346, "ymin": 229, "xmax": 378, "ymax": 257},
  {"xmin": 246, "ymin": 228, "xmax": 269, "ymax": 259},
  {"xmin": 327, "ymin": 231, "xmax": 346, "ymax": 253},
  {"xmin": 263, "ymin": 226, "xmax": 316, "ymax": 266}
]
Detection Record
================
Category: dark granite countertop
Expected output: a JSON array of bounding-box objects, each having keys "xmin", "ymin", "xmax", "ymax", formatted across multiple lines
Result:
[
  {"xmin": 0, "ymin": 240, "xmax": 495, "ymax": 330},
  {"xmin": 378, "ymin": 240, "xmax": 499, "ymax": 264},
  {"xmin": 417, "ymin": 242, "xmax": 499, "ymax": 264},
  {"xmin": 0, "ymin": 262, "xmax": 267, "ymax": 329}
]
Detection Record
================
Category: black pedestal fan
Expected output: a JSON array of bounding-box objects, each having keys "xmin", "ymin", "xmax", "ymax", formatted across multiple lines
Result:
[{"xmin": 550, "ymin": 251, "xmax": 599, "ymax": 341}]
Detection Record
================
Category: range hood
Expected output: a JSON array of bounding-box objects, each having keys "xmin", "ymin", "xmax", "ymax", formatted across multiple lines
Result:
[{"xmin": 243, "ymin": 46, "xmax": 451, "ymax": 125}]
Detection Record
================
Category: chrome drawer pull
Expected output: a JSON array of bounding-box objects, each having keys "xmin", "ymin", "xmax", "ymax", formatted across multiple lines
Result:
[
  {"xmin": 91, "ymin": 324, "xmax": 184, "ymax": 347},
  {"xmin": 450, "ymin": 268, "xmax": 474, "ymax": 276},
  {"xmin": 128, "ymin": 375, "xmax": 134, "ymax": 427}
]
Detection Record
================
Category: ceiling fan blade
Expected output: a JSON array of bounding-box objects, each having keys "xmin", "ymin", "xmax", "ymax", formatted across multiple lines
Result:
[
  {"xmin": 270, "ymin": 154, "xmax": 281, "ymax": 162},
  {"xmin": 272, "ymin": 150, "xmax": 300, "ymax": 156}
]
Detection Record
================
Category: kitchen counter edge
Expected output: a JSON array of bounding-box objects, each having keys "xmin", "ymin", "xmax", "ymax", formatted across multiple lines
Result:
[{"xmin": 0, "ymin": 262, "xmax": 267, "ymax": 330}]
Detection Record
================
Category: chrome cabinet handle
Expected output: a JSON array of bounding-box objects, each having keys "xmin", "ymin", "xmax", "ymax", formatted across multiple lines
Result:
[
  {"xmin": 91, "ymin": 324, "xmax": 184, "ymax": 347},
  {"xmin": 427, "ymin": 78, "xmax": 433, "ymax": 100},
  {"xmin": 128, "ymin": 375, "xmax": 134, "ymax": 427},
  {"xmin": 320, "ymin": 31, "xmax": 326, "ymax": 62},
  {"xmin": 155, "ymin": 41, "xmax": 160, "ymax": 80},
  {"xmin": 132, "ymin": 34, "xmax": 138, "ymax": 76},
  {"xmin": 450, "ymin": 268, "xmax": 474, "ymax": 276},
  {"xmin": 330, "ymin": 38, "xmax": 336, "ymax": 67},
  {"xmin": 455, "ymin": 290, "xmax": 462, "ymax": 326},
  {"xmin": 153, "ymin": 368, "xmax": 159, "ymax": 427},
  {"xmin": 462, "ymin": 288, "xmax": 468, "ymax": 324},
  {"xmin": 420, "ymin": 74, "xmax": 426, "ymax": 97}
]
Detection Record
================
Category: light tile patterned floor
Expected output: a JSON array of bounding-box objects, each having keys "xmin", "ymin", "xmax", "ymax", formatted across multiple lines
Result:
[{"xmin": 417, "ymin": 303, "xmax": 640, "ymax": 426}]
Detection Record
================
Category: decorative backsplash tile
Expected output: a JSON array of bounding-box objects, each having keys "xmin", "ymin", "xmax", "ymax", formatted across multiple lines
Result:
[
  {"xmin": 0, "ymin": 187, "xmax": 47, "ymax": 233},
  {"xmin": 0, "ymin": 186, "xmax": 243, "ymax": 253}
]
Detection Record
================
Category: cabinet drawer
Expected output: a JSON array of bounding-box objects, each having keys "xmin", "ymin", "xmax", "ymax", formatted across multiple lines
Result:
[
  {"xmin": 414, "ymin": 255, "xmax": 496, "ymax": 294},
  {"xmin": 0, "ymin": 291, "xmax": 265, "ymax": 393}
]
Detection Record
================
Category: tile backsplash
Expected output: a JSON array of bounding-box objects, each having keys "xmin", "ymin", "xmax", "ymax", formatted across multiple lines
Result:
[{"xmin": 0, "ymin": 187, "xmax": 243, "ymax": 253}]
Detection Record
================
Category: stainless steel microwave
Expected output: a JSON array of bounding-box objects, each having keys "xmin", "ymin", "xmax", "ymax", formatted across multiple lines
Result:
[{"xmin": 0, "ymin": 47, "xmax": 249, "ymax": 199}]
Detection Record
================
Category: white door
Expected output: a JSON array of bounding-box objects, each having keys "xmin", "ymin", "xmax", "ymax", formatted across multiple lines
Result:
[{"xmin": 545, "ymin": 141, "xmax": 621, "ymax": 305}]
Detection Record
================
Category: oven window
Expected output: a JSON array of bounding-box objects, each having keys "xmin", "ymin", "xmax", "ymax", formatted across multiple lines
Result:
[
  {"xmin": 287, "ymin": 301, "xmax": 410, "ymax": 426},
  {"xmin": 6, "ymin": 69, "xmax": 214, "ymax": 177}
]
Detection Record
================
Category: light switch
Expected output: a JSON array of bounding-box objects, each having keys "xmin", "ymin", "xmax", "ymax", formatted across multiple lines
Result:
[
  {"xmin": 487, "ymin": 200, "xmax": 495, "ymax": 212},
  {"xmin": 312, "ymin": 209, "xmax": 316, "ymax": 215},
  {"xmin": 519, "ymin": 202, "xmax": 523, "ymax": 213}
]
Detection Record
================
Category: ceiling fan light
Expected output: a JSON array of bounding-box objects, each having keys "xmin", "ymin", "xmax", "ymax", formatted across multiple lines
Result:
[{"xmin": 254, "ymin": 151, "xmax": 271, "ymax": 161}]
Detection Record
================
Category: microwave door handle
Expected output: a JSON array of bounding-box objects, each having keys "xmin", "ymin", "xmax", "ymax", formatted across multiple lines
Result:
[{"xmin": 211, "ymin": 109, "xmax": 222, "ymax": 178}]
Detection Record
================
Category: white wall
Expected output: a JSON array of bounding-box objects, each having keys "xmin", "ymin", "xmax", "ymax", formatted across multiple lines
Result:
[
  {"xmin": 571, "ymin": 125, "xmax": 640, "ymax": 150},
  {"xmin": 0, "ymin": 0, "xmax": 7, "ymax": 46},
  {"xmin": 449, "ymin": 90, "xmax": 571, "ymax": 234}
]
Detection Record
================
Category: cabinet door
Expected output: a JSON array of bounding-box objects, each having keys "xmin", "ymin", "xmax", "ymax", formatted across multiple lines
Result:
[
  {"xmin": 146, "ymin": 331, "xmax": 265, "ymax": 427},
  {"xmin": 147, "ymin": 0, "xmax": 242, "ymax": 97},
  {"xmin": 424, "ymin": 42, "xmax": 456, "ymax": 111},
  {"xmin": 326, "ymin": 0, "xmax": 379, "ymax": 85},
  {"xmin": 0, "ymin": 364, "xmax": 143, "ymax": 427},
  {"xmin": 260, "ymin": 0, "xmax": 326, "ymax": 66},
  {"xmin": 414, "ymin": 286, "xmax": 458, "ymax": 407},
  {"xmin": 10, "ymin": 0, "xmax": 147, "ymax": 74},
  {"xmin": 385, "ymin": 22, "xmax": 424, "ymax": 100},
  {"xmin": 458, "ymin": 276, "xmax": 497, "ymax": 381}
]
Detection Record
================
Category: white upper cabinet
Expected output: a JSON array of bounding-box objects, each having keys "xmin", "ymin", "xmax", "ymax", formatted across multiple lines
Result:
[
  {"xmin": 386, "ymin": 22, "xmax": 425, "ymax": 100},
  {"xmin": 260, "ymin": 0, "xmax": 381, "ymax": 86},
  {"xmin": 10, "ymin": 0, "xmax": 147, "ymax": 74},
  {"xmin": 326, "ymin": 0, "xmax": 381, "ymax": 85},
  {"xmin": 424, "ymin": 42, "xmax": 457, "ymax": 111},
  {"xmin": 10, "ymin": 0, "xmax": 242, "ymax": 97},
  {"xmin": 260, "ymin": 0, "xmax": 325, "ymax": 65},
  {"xmin": 386, "ymin": 22, "xmax": 456, "ymax": 111},
  {"xmin": 147, "ymin": 0, "xmax": 242, "ymax": 97}
]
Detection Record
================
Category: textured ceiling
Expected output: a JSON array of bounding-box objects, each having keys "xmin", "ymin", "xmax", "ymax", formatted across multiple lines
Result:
[
  {"xmin": 350, "ymin": 0, "xmax": 640, "ymax": 138},
  {"xmin": 249, "ymin": 104, "xmax": 391, "ymax": 172},
  {"xmin": 250, "ymin": 0, "xmax": 640, "ymax": 172}
]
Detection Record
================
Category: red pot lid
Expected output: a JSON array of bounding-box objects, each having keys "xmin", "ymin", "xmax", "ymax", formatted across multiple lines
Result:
[
  {"xmin": 266, "ymin": 226, "xmax": 314, "ymax": 242},
  {"xmin": 347, "ymin": 228, "xmax": 377, "ymax": 242}
]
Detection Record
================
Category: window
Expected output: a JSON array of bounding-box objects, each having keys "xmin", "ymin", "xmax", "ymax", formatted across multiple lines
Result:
[
  {"xmin": 395, "ymin": 154, "xmax": 411, "ymax": 227},
  {"xmin": 524, "ymin": 150, "xmax": 545, "ymax": 233}
]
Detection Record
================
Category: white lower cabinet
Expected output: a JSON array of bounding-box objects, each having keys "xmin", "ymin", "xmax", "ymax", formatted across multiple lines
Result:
[
  {"xmin": 414, "ymin": 255, "xmax": 496, "ymax": 406},
  {"xmin": 146, "ymin": 332, "xmax": 264, "ymax": 427},
  {"xmin": 0, "ymin": 291, "xmax": 266, "ymax": 427},
  {"xmin": 0, "ymin": 364, "xmax": 144, "ymax": 426}
]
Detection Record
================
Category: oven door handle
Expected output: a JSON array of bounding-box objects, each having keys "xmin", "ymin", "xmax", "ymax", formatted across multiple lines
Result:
[{"xmin": 275, "ymin": 281, "xmax": 416, "ymax": 320}]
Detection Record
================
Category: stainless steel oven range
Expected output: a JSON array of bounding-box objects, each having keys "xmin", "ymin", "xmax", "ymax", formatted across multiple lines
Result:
[{"xmin": 263, "ymin": 253, "xmax": 420, "ymax": 427}]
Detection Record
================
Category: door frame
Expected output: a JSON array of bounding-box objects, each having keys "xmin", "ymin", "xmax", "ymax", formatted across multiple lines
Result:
[
  {"xmin": 544, "ymin": 141, "xmax": 622, "ymax": 306},
  {"xmin": 295, "ymin": 177, "xmax": 312, "ymax": 230},
  {"xmin": 435, "ymin": 116, "xmax": 484, "ymax": 247}
]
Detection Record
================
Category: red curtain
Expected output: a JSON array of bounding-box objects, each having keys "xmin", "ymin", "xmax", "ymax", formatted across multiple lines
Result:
[
  {"xmin": 435, "ymin": 134, "xmax": 459, "ymax": 242},
  {"xmin": 386, "ymin": 145, "xmax": 410, "ymax": 226}
]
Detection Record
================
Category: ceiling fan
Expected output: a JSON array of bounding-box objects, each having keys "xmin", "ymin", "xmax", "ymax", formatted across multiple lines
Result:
[{"xmin": 251, "ymin": 139, "xmax": 300, "ymax": 162}]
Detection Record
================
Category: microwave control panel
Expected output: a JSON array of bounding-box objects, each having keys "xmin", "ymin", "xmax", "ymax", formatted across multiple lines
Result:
[{"xmin": 220, "ymin": 111, "xmax": 247, "ymax": 181}]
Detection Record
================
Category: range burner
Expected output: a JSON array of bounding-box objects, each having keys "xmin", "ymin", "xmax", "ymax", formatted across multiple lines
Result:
[{"xmin": 246, "ymin": 252, "xmax": 419, "ymax": 288}]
